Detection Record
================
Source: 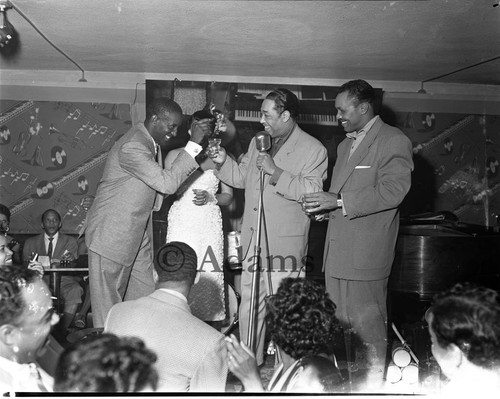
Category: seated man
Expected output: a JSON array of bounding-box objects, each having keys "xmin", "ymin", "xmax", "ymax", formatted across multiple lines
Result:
[
  {"xmin": 22, "ymin": 209, "xmax": 83, "ymax": 330},
  {"xmin": 0, "ymin": 265, "xmax": 60, "ymax": 393},
  {"xmin": 105, "ymin": 242, "xmax": 228, "ymax": 392}
]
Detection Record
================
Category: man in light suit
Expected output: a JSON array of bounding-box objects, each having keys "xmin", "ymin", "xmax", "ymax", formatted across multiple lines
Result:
[
  {"xmin": 303, "ymin": 80, "xmax": 413, "ymax": 389},
  {"xmin": 85, "ymin": 98, "xmax": 212, "ymax": 328},
  {"xmin": 212, "ymin": 88, "xmax": 328, "ymax": 365},
  {"xmin": 23, "ymin": 209, "xmax": 82, "ymax": 330},
  {"xmin": 104, "ymin": 242, "xmax": 228, "ymax": 392}
]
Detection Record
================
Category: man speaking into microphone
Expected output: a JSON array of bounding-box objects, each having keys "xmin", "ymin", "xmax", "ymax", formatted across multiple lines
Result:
[{"xmin": 211, "ymin": 88, "xmax": 328, "ymax": 365}]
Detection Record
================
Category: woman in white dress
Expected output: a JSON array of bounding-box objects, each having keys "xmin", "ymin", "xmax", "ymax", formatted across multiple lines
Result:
[{"xmin": 164, "ymin": 110, "xmax": 233, "ymax": 323}]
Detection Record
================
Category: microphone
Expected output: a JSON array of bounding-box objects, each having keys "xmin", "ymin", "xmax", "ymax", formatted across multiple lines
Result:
[{"xmin": 255, "ymin": 131, "xmax": 271, "ymax": 152}]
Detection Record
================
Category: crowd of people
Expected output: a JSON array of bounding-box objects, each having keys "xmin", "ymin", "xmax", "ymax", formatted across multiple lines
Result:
[{"xmin": 1, "ymin": 79, "xmax": 499, "ymax": 395}]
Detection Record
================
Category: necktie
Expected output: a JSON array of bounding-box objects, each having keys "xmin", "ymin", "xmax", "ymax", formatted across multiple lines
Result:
[
  {"xmin": 47, "ymin": 237, "xmax": 53, "ymax": 259},
  {"xmin": 153, "ymin": 144, "xmax": 163, "ymax": 211},
  {"xmin": 29, "ymin": 363, "xmax": 48, "ymax": 392}
]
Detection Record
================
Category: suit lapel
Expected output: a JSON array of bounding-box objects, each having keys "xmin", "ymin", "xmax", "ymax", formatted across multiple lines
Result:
[
  {"xmin": 331, "ymin": 118, "xmax": 383, "ymax": 193},
  {"xmin": 273, "ymin": 126, "xmax": 301, "ymax": 164},
  {"xmin": 53, "ymin": 234, "xmax": 66, "ymax": 259}
]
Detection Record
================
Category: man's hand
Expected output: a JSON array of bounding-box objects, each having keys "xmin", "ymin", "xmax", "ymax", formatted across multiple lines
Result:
[
  {"xmin": 256, "ymin": 153, "xmax": 276, "ymax": 175},
  {"xmin": 189, "ymin": 118, "xmax": 213, "ymax": 145},
  {"xmin": 301, "ymin": 191, "xmax": 339, "ymax": 215},
  {"xmin": 210, "ymin": 146, "xmax": 227, "ymax": 165}
]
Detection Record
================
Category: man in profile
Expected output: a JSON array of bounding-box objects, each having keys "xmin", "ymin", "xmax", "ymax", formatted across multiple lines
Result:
[
  {"xmin": 212, "ymin": 88, "xmax": 328, "ymax": 366},
  {"xmin": 105, "ymin": 241, "xmax": 227, "ymax": 392},
  {"xmin": 85, "ymin": 98, "xmax": 212, "ymax": 327},
  {"xmin": 0, "ymin": 266, "xmax": 60, "ymax": 393}
]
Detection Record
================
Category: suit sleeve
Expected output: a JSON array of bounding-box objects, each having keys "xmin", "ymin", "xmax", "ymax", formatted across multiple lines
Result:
[
  {"xmin": 272, "ymin": 143, "xmax": 328, "ymax": 201},
  {"xmin": 118, "ymin": 140, "xmax": 198, "ymax": 195},
  {"xmin": 343, "ymin": 133, "xmax": 413, "ymax": 218},
  {"xmin": 189, "ymin": 334, "xmax": 228, "ymax": 392},
  {"xmin": 22, "ymin": 238, "xmax": 35, "ymax": 264},
  {"xmin": 215, "ymin": 140, "xmax": 256, "ymax": 189}
]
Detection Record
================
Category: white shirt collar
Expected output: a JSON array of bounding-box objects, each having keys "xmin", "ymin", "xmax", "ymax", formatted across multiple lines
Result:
[{"xmin": 158, "ymin": 288, "xmax": 188, "ymax": 303}]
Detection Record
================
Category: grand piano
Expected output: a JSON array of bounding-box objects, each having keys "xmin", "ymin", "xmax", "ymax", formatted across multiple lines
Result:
[{"xmin": 389, "ymin": 215, "xmax": 500, "ymax": 300}]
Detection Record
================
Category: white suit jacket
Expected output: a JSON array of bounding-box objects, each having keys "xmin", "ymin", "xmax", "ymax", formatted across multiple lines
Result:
[{"xmin": 104, "ymin": 289, "xmax": 228, "ymax": 392}]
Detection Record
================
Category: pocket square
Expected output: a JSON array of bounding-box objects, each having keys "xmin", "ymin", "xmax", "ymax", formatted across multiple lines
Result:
[{"xmin": 355, "ymin": 165, "xmax": 371, "ymax": 169}]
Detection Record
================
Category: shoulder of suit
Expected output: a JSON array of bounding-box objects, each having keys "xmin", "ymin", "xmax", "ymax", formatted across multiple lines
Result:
[{"xmin": 294, "ymin": 128, "xmax": 325, "ymax": 149}]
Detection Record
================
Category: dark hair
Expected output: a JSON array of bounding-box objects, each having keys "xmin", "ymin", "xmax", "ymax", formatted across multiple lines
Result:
[
  {"xmin": 266, "ymin": 88, "xmax": 300, "ymax": 120},
  {"xmin": 265, "ymin": 278, "xmax": 339, "ymax": 359},
  {"xmin": 189, "ymin": 110, "xmax": 216, "ymax": 134},
  {"xmin": 430, "ymin": 283, "xmax": 500, "ymax": 369},
  {"xmin": 0, "ymin": 265, "xmax": 41, "ymax": 326},
  {"xmin": 145, "ymin": 97, "xmax": 183, "ymax": 122},
  {"xmin": 54, "ymin": 333, "xmax": 158, "ymax": 392},
  {"xmin": 41, "ymin": 208, "xmax": 61, "ymax": 223},
  {"xmin": 0, "ymin": 204, "xmax": 11, "ymax": 222},
  {"xmin": 338, "ymin": 79, "xmax": 375, "ymax": 107},
  {"xmin": 154, "ymin": 242, "xmax": 197, "ymax": 284}
]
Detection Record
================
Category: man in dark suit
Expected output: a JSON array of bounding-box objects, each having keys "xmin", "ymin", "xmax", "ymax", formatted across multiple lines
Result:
[
  {"xmin": 105, "ymin": 242, "xmax": 227, "ymax": 392},
  {"xmin": 85, "ymin": 98, "xmax": 212, "ymax": 328},
  {"xmin": 303, "ymin": 80, "xmax": 413, "ymax": 389},
  {"xmin": 23, "ymin": 209, "xmax": 81, "ymax": 330},
  {"xmin": 212, "ymin": 88, "xmax": 328, "ymax": 365}
]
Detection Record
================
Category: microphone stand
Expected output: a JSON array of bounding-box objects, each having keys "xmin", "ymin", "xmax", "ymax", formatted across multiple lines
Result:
[{"xmin": 246, "ymin": 165, "xmax": 266, "ymax": 353}]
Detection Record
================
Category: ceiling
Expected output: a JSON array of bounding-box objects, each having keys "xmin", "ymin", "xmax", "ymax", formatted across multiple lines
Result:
[{"xmin": 1, "ymin": 0, "xmax": 500, "ymax": 88}]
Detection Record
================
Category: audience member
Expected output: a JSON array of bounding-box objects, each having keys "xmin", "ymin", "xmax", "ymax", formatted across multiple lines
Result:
[
  {"xmin": 0, "ymin": 265, "xmax": 60, "ymax": 393},
  {"xmin": 85, "ymin": 97, "xmax": 212, "ymax": 328},
  {"xmin": 427, "ymin": 283, "xmax": 500, "ymax": 397},
  {"xmin": 105, "ymin": 241, "xmax": 228, "ymax": 392},
  {"xmin": 54, "ymin": 333, "xmax": 158, "ymax": 392},
  {"xmin": 226, "ymin": 277, "xmax": 344, "ymax": 393},
  {"xmin": 0, "ymin": 204, "xmax": 22, "ymax": 265},
  {"xmin": 212, "ymin": 88, "xmax": 328, "ymax": 365},
  {"xmin": 1, "ymin": 235, "xmax": 44, "ymax": 275},
  {"xmin": 23, "ymin": 209, "xmax": 82, "ymax": 330}
]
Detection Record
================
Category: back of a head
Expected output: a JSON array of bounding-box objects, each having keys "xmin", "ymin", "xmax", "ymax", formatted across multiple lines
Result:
[
  {"xmin": 54, "ymin": 333, "xmax": 158, "ymax": 392},
  {"xmin": 265, "ymin": 88, "xmax": 300, "ymax": 120},
  {"xmin": 154, "ymin": 241, "xmax": 197, "ymax": 285},
  {"xmin": 290, "ymin": 355, "xmax": 345, "ymax": 393},
  {"xmin": 145, "ymin": 97, "xmax": 183, "ymax": 123},
  {"xmin": 0, "ymin": 265, "xmax": 40, "ymax": 326},
  {"xmin": 338, "ymin": 79, "xmax": 375, "ymax": 107},
  {"xmin": 265, "ymin": 278, "xmax": 339, "ymax": 360},
  {"xmin": 190, "ymin": 110, "xmax": 216, "ymax": 133},
  {"xmin": 430, "ymin": 283, "xmax": 500, "ymax": 369}
]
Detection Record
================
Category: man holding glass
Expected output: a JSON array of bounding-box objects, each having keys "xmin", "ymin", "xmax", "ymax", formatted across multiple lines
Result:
[{"xmin": 211, "ymin": 88, "xmax": 328, "ymax": 366}]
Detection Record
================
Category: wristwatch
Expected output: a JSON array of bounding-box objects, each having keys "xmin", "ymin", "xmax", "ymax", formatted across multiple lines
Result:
[{"xmin": 337, "ymin": 193, "xmax": 343, "ymax": 208}]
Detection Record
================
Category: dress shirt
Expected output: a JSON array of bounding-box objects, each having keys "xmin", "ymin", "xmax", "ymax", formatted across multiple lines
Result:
[
  {"xmin": 45, "ymin": 232, "xmax": 59, "ymax": 257},
  {"xmin": 0, "ymin": 357, "xmax": 53, "ymax": 393},
  {"xmin": 268, "ymin": 122, "xmax": 296, "ymax": 186},
  {"xmin": 158, "ymin": 288, "xmax": 188, "ymax": 303},
  {"xmin": 347, "ymin": 115, "xmax": 379, "ymax": 159}
]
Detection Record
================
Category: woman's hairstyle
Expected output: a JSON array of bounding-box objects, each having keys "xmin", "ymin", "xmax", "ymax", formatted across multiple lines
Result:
[
  {"xmin": 0, "ymin": 203, "xmax": 10, "ymax": 222},
  {"xmin": 265, "ymin": 278, "xmax": 339, "ymax": 359},
  {"xmin": 54, "ymin": 333, "xmax": 159, "ymax": 392},
  {"xmin": 0, "ymin": 265, "xmax": 40, "ymax": 326},
  {"xmin": 430, "ymin": 283, "xmax": 500, "ymax": 369}
]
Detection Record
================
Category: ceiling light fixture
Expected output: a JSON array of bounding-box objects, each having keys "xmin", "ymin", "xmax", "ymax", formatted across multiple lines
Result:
[
  {"xmin": 0, "ymin": 0, "xmax": 13, "ymax": 48},
  {"xmin": 6, "ymin": 0, "xmax": 87, "ymax": 82}
]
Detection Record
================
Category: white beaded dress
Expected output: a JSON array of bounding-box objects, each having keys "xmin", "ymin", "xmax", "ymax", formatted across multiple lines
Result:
[{"xmin": 166, "ymin": 169, "xmax": 226, "ymax": 321}]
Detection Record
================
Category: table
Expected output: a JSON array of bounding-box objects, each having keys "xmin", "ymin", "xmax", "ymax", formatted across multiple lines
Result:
[{"xmin": 43, "ymin": 267, "xmax": 89, "ymax": 313}]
